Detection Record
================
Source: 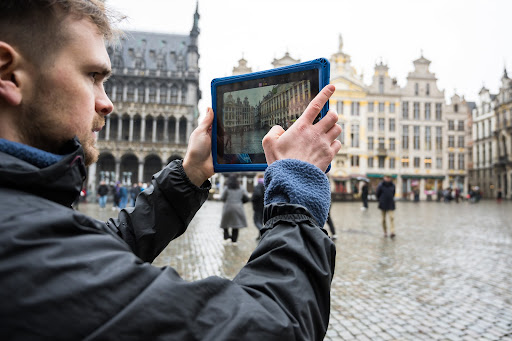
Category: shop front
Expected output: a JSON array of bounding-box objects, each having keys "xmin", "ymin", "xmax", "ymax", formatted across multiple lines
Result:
[{"xmin": 401, "ymin": 175, "xmax": 445, "ymax": 201}]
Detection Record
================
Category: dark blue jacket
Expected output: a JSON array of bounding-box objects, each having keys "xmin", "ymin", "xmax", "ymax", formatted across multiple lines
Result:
[{"xmin": 376, "ymin": 180, "xmax": 396, "ymax": 210}]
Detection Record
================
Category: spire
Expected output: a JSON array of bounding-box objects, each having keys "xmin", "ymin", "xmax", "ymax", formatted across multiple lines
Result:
[
  {"xmin": 338, "ymin": 34, "xmax": 343, "ymax": 52},
  {"xmin": 190, "ymin": 1, "xmax": 200, "ymax": 37}
]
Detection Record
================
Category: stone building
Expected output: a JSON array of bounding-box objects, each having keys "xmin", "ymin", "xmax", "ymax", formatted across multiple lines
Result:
[
  {"xmin": 471, "ymin": 87, "xmax": 497, "ymax": 198},
  {"xmin": 86, "ymin": 6, "xmax": 201, "ymax": 194},
  {"xmin": 493, "ymin": 68, "xmax": 512, "ymax": 199}
]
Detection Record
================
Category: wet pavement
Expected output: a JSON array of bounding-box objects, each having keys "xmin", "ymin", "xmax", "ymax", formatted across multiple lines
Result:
[{"xmin": 80, "ymin": 199, "xmax": 512, "ymax": 340}]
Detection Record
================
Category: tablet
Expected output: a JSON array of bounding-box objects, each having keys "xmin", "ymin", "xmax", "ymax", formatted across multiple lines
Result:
[{"xmin": 211, "ymin": 57, "xmax": 330, "ymax": 172}]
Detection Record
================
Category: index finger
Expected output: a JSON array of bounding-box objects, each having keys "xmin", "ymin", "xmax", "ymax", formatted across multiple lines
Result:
[{"xmin": 297, "ymin": 84, "xmax": 335, "ymax": 125}]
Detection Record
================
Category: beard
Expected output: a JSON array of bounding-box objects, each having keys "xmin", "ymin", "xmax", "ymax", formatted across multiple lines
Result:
[{"xmin": 17, "ymin": 89, "xmax": 104, "ymax": 167}]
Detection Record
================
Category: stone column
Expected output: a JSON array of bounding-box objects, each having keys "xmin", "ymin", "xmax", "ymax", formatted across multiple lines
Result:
[
  {"xmin": 156, "ymin": 88, "xmax": 161, "ymax": 104},
  {"xmin": 105, "ymin": 115, "xmax": 111, "ymax": 141},
  {"xmin": 112, "ymin": 85, "xmax": 117, "ymax": 101},
  {"xmin": 152, "ymin": 119, "xmax": 157, "ymax": 143},
  {"xmin": 129, "ymin": 116, "xmax": 134, "ymax": 142},
  {"xmin": 115, "ymin": 159, "xmax": 121, "ymax": 182},
  {"xmin": 164, "ymin": 117, "xmax": 169, "ymax": 142},
  {"xmin": 178, "ymin": 88, "xmax": 182, "ymax": 105},
  {"xmin": 122, "ymin": 84, "xmax": 127, "ymax": 101},
  {"xmin": 117, "ymin": 117, "xmax": 123, "ymax": 141},
  {"xmin": 175, "ymin": 118, "xmax": 180, "ymax": 144},
  {"xmin": 87, "ymin": 163, "xmax": 97, "ymax": 197},
  {"xmin": 420, "ymin": 178, "xmax": 426, "ymax": 201},
  {"xmin": 138, "ymin": 161, "xmax": 144, "ymax": 184},
  {"xmin": 141, "ymin": 116, "xmax": 146, "ymax": 142}
]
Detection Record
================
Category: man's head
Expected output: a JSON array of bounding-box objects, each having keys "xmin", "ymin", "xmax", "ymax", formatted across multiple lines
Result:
[
  {"xmin": 383, "ymin": 175, "xmax": 392, "ymax": 182},
  {"xmin": 0, "ymin": 0, "xmax": 121, "ymax": 166}
]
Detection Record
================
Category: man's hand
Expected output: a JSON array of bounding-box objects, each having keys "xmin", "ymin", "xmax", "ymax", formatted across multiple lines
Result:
[
  {"xmin": 183, "ymin": 108, "xmax": 214, "ymax": 187},
  {"xmin": 262, "ymin": 84, "xmax": 342, "ymax": 172}
]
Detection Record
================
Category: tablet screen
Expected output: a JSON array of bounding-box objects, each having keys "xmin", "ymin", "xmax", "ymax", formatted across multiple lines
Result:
[{"xmin": 215, "ymin": 68, "xmax": 320, "ymax": 165}]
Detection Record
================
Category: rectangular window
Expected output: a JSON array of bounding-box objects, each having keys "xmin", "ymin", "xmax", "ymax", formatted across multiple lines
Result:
[
  {"xmin": 436, "ymin": 157, "xmax": 442, "ymax": 169},
  {"xmin": 425, "ymin": 103, "xmax": 431, "ymax": 120},
  {"xmin": 390, "ymin": 103, "xmax": 395, "ymax": 113},
  {"xmin": 458, "ymin": 136, "xmax": 465, "ymax": 148},
  {"xmin": 351, "ymin": 102, "xmax": 360, "ymax": 116},
  {"xmin": 448, "ymin": 153, "xmax": 455, "ymax": 169},
  {"xmin": 402, "ymin": 156, "xmax": 409, "ymax": 168},
  {"xmin": 402, "ymin": 102, "xmax": 409, "ymax": 119},
  {"xmin": 414, "ymin": 157, "xmax": 420, "ymax": 168},
  {"xmin": 368, "ymin": 102, "xmax": 374, "ymax": 113},
  {"xmin": 436, "ymin": 127, "xmax": 443, "ymax": 150},
  {"xmin": 368, "ymin": 136, "xmax": 374, "ymax": 150},
  {"xmin": 351, "ymin": 155, "xmax": 360, "ymax": 166},
  {"xmin": 378, "ymin": 137, "xmax": 385, "ymax": 150},
  {"xmin": 425, "ymin": 126, "xmax": 431, "ymax": 150},
  {"xmin": 414, "ymin": 102, "xmax": 420, "ymax": 119},
  {"xmin": 389, "ymin": 138, "xmax": 395, "ymax": 150},
  {"xmin": 379, "ymin": 102, "xmax": 385, "ymax": 113},
  {"xmin": 367, "ymin": 117, "xmax": 374, "ymax": 132},
  {"xmin": 448, "ymin": 120, "xmax": 455, "ymax": 130},
  {"xmin": 424, "ymin": 157, "xmax": 432, "ymax": 169},
  {"xmin": 436, "ymin": 103, "xmax": 442, "ymax": 120},
  {"xmin": 458, "ymin": 153, "xmax": 465, "ymax": 170},
  {"xmin": 368, "ymin": 157, "xmax": 374, "ymax": 168},
  {"xmin": 458, "ymin": 120, "xmax": 464, "ymax": 131},
  {"xmin": 336, "ymin": 101, "xmax": 343, "ymax": 115},
  {"xmin": 378, "ymin": 156, "xmax": 385, "ymax": 168},
  {"xmin": 389, "ymin": 158, "xmax": 395, "ymax": 169},
  {"xmin": 379, "ymin": 118, "xmax": 385, "ymax": 132},
  {"xmin": 448, "ymin": 135, "xmax": 455, "ymax": 148},
  {"xmin": 414, "ymin": 126, "xmax": 420, "ymax": 150},
  {"xmin": 402, "ymin": 125, "xmax": 409, "ymax": 149},
  {"xmin": 351, "ymin": 124, "xmax": 360, "ymax": 147},
  {"xmin": 389, "ymin": 118, "xmax": 395, "ymax": 132}
]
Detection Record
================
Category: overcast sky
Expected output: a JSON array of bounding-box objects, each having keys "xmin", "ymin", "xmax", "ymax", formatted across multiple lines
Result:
[{"xmin": 107, "ymin": 0, "xmax": 512, "ymax": 117}]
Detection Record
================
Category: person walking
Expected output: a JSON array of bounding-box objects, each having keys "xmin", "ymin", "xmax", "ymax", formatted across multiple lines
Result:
[
  {"xmin": 376, "ymin": 175, "xmax": 396, "ymax": 238},
  {"xmin": 251, "ymin": 174, "xmax": 265, "ymax": 240},
  {"xmin": 97, "ymin": 180, "xmax": 109, "ymax": 209},
  {"xmin": 220, "ymin": 174, "xmax": 249, "ymax": 244},
  {"xmin": 361, "ymin": 181, "xmax": 369, "ymax": 210}
]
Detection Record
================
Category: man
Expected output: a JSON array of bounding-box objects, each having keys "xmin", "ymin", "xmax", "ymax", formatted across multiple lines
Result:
[
  {"xmin": 0, "ymin": 1, "xmax": 342, "ymax": 339},
  {"xmin": 97, "ymin": 180, "xmax": 109, "ymax": 209},
  {"xmin": 376, "ymin": 175, "xmax": 396, "ymax": 238},
  {"xmin": 361, "ymin": 181, "xmax": 369, "ymax": 210}
]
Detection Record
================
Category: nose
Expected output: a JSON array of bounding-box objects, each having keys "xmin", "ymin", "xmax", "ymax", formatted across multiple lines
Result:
[{"xmin": 96, "ymin": 87, "xmax": 114, "ymax": 116}]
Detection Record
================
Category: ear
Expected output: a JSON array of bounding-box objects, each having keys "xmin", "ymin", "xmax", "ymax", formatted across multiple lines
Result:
[{"xmin": 0, "ymin": 42, "xmax": 23, "ymax": 106}]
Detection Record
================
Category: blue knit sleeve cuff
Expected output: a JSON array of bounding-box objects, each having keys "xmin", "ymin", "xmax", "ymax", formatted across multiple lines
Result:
[{"xmin": 264, "ymin": 159, "xmax": 331, "ymax": 226}]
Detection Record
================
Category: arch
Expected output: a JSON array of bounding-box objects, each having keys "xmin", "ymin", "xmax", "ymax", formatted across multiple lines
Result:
[
  {"xmin": 97, "ymin": 153, "xmax": 116, "ymax": 185},
  {"xmin": 168, "ymin": 116, "xmax": 176, "ymax": 142},
  {"xmin": 156, "ymin": 115, "xmax": 165, "ymax": 141},
  {"xmin": 120, "ymin": 153, "xmax": 139, "ymax": 185},
  {"xmin": 179, "ymin": 116, "xmax": 187, "ymax": 144},
  {"xmin": 143, "ymin": 154, "xmax": 163, "ymax": 183},
  {"xmin": 145, "ymin": 114, "xmax": 154, "ymax": 142},
  {"xmin": 133, "ymin": 114, "xmax": 142, "ymax": 141},
  {"xmin": 122, "ymin": 114, "xmax": 130, "ymax": 141}
]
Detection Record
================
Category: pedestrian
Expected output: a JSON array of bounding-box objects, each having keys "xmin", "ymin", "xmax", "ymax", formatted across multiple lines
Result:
[
  {"xmin": 361, "ymin": 181, "xmax": 369, "ymax": 210},
  {"xmin": 497, "ymin": 188, "xmax": 503, "ymax": 204},
  {"xmin": 97, "ymin": 180, "xmax": 109, "ymax": 209},
  {"xmin": 130, "ymin": 183, "xmax": 140, "ymax": 206},
  {"xmin": 376, "ymin": 175, "xmax": 396, "ymax": 238},
  {"xmin": 220, "ymin": 174, "xmax": 249, "ymax": 244},
  {"xmin": 455, "ymin": 187, "xmax": 461, "ymax": 203},
  {"xmin": 118, "ymin": 183, "xmax": 128, "ymax": 209},
  {"xmin": 0, "ymin": 1, "xmax": 341, "ymax": 338},
  {"xmin": 252, "ymin": 174, "xmax": 265, "ymax": 240},
  {"xmin": 112, "ymin": 181, "xmax": 121, "ymax": 210}
]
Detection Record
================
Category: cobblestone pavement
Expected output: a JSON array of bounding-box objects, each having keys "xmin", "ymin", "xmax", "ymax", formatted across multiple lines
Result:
[{"xmin": 81, "ymin": 199, "xmax": 512, "ymax": 340}]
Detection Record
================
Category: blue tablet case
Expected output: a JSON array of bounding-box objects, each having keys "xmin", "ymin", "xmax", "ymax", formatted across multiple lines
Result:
[{"xmin": 211, "ymin": 57, "xmax": 330, "ymax": 172}]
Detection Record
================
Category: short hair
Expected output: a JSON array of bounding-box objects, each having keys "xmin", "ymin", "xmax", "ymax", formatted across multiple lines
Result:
[{"xmin": 0, "ymin": 0, "xmax": 123, "ymax": 65}]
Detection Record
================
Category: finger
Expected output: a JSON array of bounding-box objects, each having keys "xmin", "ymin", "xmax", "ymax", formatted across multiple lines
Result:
[
  {"xmin": 331, "ymin": 139, "xmax": 342, "ymax": 155},
  {"xmin": 198, "ymin": 108, "xmax": 214, "ymax": 130},
  {"xmin": 297, "ymin": 84, "xmax": 335, "ymax": 125},
  {"xmin": 262, "ymin": 125, "xmax": 285, "ymax": 149},
  {"xmin": 325, "ymin": 119, "xmax": 342, "ymax": 141},
  {"xmin": 315, "ymin": 109, "xmax": 339, "ymax": 133}
]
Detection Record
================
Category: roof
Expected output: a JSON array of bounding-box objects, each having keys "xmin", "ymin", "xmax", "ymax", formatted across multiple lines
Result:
[{"xmin": 108, "ymin": 31, "xmax": 192, "ymax": 71}]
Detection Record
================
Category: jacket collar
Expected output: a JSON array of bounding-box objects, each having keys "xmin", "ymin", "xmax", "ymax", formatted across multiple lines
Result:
[{"xmin": 0, "ymin": 137, "xmax": 87, "ymax": 207}]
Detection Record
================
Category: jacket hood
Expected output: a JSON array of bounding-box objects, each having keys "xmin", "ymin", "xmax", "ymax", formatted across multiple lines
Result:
[{"xmin": 0, "ymin": 138, "xmax": 87, "ymax": 207}]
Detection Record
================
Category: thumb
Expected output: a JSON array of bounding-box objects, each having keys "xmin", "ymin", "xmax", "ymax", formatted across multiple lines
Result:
[{"xmin": 198, "ymin": 108, "xmax": 214, "ymax": 130}]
